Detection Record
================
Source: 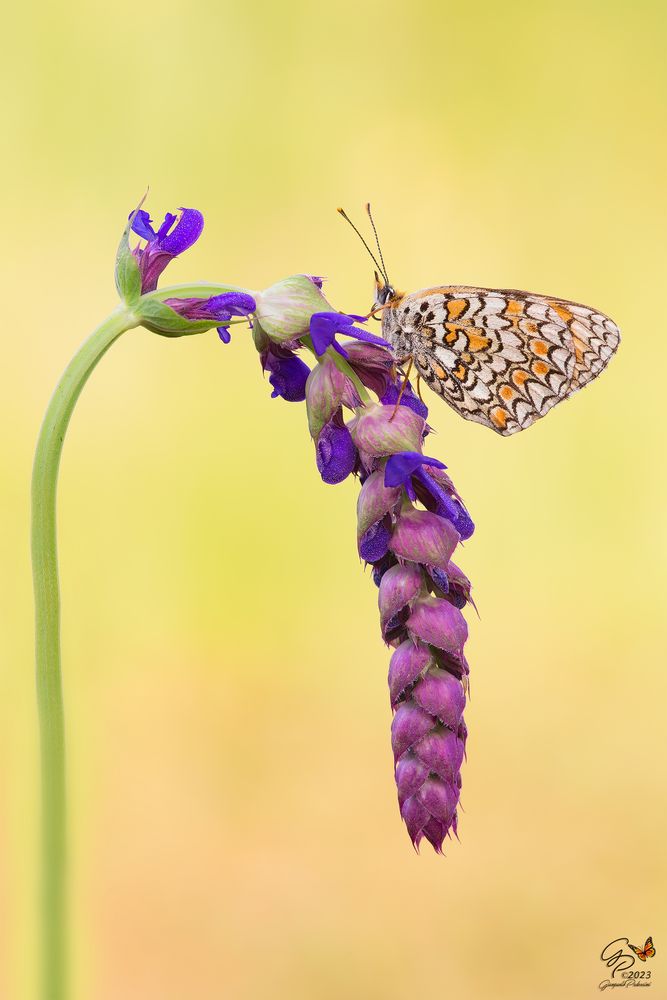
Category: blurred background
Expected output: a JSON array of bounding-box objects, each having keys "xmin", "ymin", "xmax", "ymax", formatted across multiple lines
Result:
[{"xmin": 1, "ymin": 1, "xmax": 666, "ymax": 998}]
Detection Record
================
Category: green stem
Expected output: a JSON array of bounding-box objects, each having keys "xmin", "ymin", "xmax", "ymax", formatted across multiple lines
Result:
[{"xmin": 31, "ymin": 304, "xmax": 139, "ymax": 1000}]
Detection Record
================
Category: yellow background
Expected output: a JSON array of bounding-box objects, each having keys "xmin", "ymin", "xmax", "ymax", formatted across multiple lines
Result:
[{"xmin": 2, "ymin": 1, "xmax": 666, "ymax": 998}]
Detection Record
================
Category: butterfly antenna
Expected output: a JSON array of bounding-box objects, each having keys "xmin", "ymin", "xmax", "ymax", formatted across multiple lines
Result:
[
  {"xmin": 337, "ymin": 207, "xmax": 384, "ymax": 276},
  {"xmin": 365, "ymin": 203, "xmax": 390, "ymax": 286}
]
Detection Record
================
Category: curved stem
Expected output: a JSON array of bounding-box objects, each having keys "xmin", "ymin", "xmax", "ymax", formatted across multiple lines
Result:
[{"xmin": 31, "ymin": 304, "xmax": 138, "ymax": 1000}]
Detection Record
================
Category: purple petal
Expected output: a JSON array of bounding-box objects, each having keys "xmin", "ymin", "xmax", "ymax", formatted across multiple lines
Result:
[
  {"xmin": 384, "ymin": 451, "xmax": 446, "ymax": 489},
  {"xmin": 340, "ymin": 326, "xmax": 390, "ymax": 348},
  {"xmin": 156, "ymin": 212, "xmax": 177, "ymax": 240},
  {"xmin": 309, "ymin": 313, "xmax": 338, "ymax": 355},
  {"xmin": 217, "ymin": 326, "xmax": 232, "ymax": 343},
  {"xmin": 381, "ymin": 381, "xmax": 429, "ymax": 418},
  {"xmin": 414, "ymin": 469, "xmax": 474, "ymax": 540},
  {"xmin": 316, "ymin": 418, "xmax": 356, "ymax": 484},
  {"xmin": 158, "ymin": 208, "xmax": 204, "ymax": 255},
  {"xmin": 309, "ymin": 312, "xmax": 390, "ymax": 356},
  {"xmin": 428, "ymin": 566, "xmax": 450, "ymax": 593},
  {"xmin": 332, "ymin": 339, "xmax": 349, "ymax": 358},
  {"xmin": 358, "ymin": 518, "xmax": 391, "ymax": 562},
  {"xmin": 207, "ymin": 292, "xmax": 256, "ymax": 318},
  {"xmin": 130, "ymin": 209, "xmax": 157, "ymax": 242},
  {"xmin": 262, "ymin": 345, "xmax": 310, "ymax": 402}
]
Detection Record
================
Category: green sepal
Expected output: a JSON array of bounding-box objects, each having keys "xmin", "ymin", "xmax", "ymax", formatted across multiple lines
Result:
[
  {"xmin": 252, "ymin": 318, "xmax": 270, "ymax": 353},
  {"xmin": 135, "ymin": 298, "xmax": 215, "ymax": 338},
  {"xmin": 115, "ymin": 198, "xmax": 144, "ymax": 304}
]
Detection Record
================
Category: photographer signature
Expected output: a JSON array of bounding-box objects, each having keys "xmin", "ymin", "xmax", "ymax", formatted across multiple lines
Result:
[{"xmin": 600, "ymin": 937, "xmax": 655, "ymax": 990}]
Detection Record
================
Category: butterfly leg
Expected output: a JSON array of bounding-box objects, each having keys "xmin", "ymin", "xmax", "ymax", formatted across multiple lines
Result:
[
  {"xmin": 390, "ymin": 355, "xmax": 414, "ymax": 421},
  {"xmin": 415, "ymin": 372, "xmax": 425, "ymax": 403}
]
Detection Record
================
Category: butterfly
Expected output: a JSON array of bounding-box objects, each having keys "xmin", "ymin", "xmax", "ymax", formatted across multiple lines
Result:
[
  {"xmin": 629, "ymin": 937, "xmax": 655, "ymax": 962},
  {"xmin": 339, "ymin": 206, "xmax": 621, "ymax": 436}
]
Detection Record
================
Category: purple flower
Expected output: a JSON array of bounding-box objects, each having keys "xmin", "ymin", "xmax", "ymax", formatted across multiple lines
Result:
[
  {"xmin": 316, "ymin": 412, "xmax": 357, "ymax": 485},
  {"xmin": 130, "ymin": 207, "xmax": 204, "ymax": 293},
  {"xmin": 261, "ymin": 343, "xmax": 310, "ymax": 402},
  {"xmin": 164, "ymin": 292, "xmax": 256, "ymax": 342},
  {"xmin": 251, "ymin": 283, "xmax": 475, "ymax": 852},
  {"xmin": 309, "ymin": 312, "xmax": 390, "ymax": 358},
  {"xmin": 384, "ymin": 451, "xmax": 446, "ymax": 494},
  {"xmin": 380, "ymin": 380, "xmax": 429, "ymax": 418},
  {"xmin": 342, "ymin": 341, "xmax": 396, "ymax": 399},
  {"xmin": 385, "ymin": 451, "xmax": 475, "ymax": 540}
]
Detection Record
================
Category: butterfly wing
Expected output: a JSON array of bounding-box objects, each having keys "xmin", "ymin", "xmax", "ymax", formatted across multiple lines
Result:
[
  {"xmin": 644, "ymin": 937, "xmax": 655, "ymax": 958},
  {"xmin": 391, "ymin": 286, "xmax": 620, "ymax": 436}
]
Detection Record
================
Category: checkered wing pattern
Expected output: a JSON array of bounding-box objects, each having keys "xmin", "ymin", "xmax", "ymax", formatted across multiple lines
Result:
[{"xmin": 383, "ymin": 286, "xmax": 620, "ymax": 435}]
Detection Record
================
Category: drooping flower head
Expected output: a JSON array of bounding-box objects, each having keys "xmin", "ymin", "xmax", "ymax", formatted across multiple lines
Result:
[{"xmin": 247, "ymin": 291, "xmax": 476, "ymax": 852}]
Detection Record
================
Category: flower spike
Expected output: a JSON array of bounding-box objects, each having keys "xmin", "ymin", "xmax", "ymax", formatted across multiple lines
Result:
[{"xmin": 256, "ymin": 281, "xmax": 475, "ymax": 852}]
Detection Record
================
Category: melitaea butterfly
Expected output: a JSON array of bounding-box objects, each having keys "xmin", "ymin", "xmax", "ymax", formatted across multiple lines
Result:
[{"xmin": 339, "ymin": 206, "xmax": 621, "ymax": 436}]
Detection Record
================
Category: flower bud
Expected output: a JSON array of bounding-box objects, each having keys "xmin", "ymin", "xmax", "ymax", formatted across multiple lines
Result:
[
  {"xmin": 350, "ymin": 404, "xmax": 425, "ymax": 457},
  {"xmin": 407, "ymin": 596, "xmax": 468, "ymax": 656},
  {"xmin": 343, "ymin": 341, "xmax": 395, "ymax": 398},
  {"xmin": 395, "ymin": 754, "xmax": 429, "ymax": 806},
  {"xmin": 417, "ymin": 777, "xmax": 458, "ymax": 825},
  {"xmin": 412, "ymin": 668, "xmax": 465, "ymax": 729},
  {"xmin": 253, "ymin": 275, "xmax": 332, "ymax": 342},
  {"xmin": 388, "ymin": 640, "xmax": 434, "ymax": 706},
  {"xmin": 306, "ymin": 357, "xmax": 349, "ymax": 439},
  {"xmin": 391, "ymin": 702, "xmax": 433, "ymax": 760},
  {"xmin": 415, "ymin": 729, "xmax": 465, "ymax": 782},
  {"xmin": 401, "ymin": 796, "xmax": 431, "ymax": 844},
  {"xmin": 378, "ymin": 564, "xmax": 423, "ymax": 636},
  {"xmin": 446, "ymin": 560, "xmax": 473, "ymax": 608},
  {"xmin": 356, "ymin": 471, "xmax": 401, "ymax": 542},
  {"xmin": 390, "ymin": 508, "xmax": 459, "ymax": 570}
]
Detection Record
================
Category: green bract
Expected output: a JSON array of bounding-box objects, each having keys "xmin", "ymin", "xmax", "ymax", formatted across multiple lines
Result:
[
  {"xmin": 133, "ymin": 298, "xmax": 215, "ymax": 338},
  {"xmin": 114, "ymin": 209, "xmax": 142, "ymax": 304}
]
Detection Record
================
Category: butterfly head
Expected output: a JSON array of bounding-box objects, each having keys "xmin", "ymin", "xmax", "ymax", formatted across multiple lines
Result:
[{"xmin": 374, "ymin": 270, "xmax": 397, "ymax": 308}]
